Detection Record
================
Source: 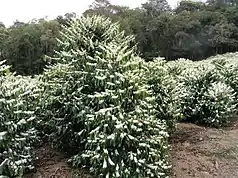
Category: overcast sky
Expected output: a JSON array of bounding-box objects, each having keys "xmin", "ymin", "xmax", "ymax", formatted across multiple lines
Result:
[{"xmin": 1, "ymin": 0, "xmax": 179, "ymax": 27}]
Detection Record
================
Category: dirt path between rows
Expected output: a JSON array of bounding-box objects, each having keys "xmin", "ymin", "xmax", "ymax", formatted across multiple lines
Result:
[
  {"xmin": 171, "ymin": 121, "xmax": 238, "ymax": 178},
  {"xmin": 25, "ymin": 121, "xmax": 238, "ymax": 178},
  {"xmin": 24, "ymin": 145, "xmax": 92, "ymax": 178}
]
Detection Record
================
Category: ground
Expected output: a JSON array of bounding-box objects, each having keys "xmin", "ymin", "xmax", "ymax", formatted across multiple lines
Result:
[
  {"xmin": 25, "ymin": 121, "xmax": 238, "ymax": 178},
  {"xmin": 171, "ymin": 120, "xmax": 238, "ymax": 178},
  {"xmin": 24, "ymin": 145, "xmax": 92, "ymax": 178}
]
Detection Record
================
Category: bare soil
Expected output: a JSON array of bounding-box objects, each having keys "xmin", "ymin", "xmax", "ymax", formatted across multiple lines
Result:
[
  {"xmin": 24, "ymin": 120, "xmax": 238, "ymax": 178},
  {"xmin": 24, "ymin": 144, "xmax": 92, "ymax": 178},
  {"xmin": 171, "ymin": 120, "xmax": 238, "ymax": 178}
]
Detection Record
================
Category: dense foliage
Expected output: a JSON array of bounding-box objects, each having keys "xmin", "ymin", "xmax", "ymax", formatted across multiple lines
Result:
[
  {"xmin": 1, "ymin": 7, "xmax": 238, "ymax": 176},
  {"xmin": 1, "ymin": 0, "xmax": 238, "ymax": 75},
  {"xmin": 85, "ymin": 0, "xmax": 238, "ymax": 60},
  {"xmin": 165, "ymin": 55, "xmax": 238, "ymax": 127},
  {"xmin": 144, "ymin": 59, "xmax": 183, "ymax": 132},
  {"xmin": 38, "ymin": 16, "xmax": 170, "ymax": 177},
  {"xmin": 0, "ymin": 61, "xmax": 39, "ymax": 177}
]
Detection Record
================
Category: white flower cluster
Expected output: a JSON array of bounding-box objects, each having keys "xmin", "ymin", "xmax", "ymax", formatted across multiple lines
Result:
[
  {"xmin": 0, "ymin": 63, "xmax": 39, "ymax": 177},
  {"xmin": 144, "ymin": 59, "xmax": 184, "ymax": 133},
  {"xmin": 165, "ymin": 53, "xmax": 238, "ymax": 127}
]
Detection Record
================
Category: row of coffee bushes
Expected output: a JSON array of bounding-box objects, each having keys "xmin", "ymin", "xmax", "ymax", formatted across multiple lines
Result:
[
  {"xmin": 1, "ymin": 15, "xmax": 238, "ymax": 177},
  {"xmin": 1, "ymin": 16, "xmax": 171, "ymax": 177},
  {"xmin": 0, "ymin": 61, "xmax": 39, "ymax": 177},
  {"xmin": 163, "ymin": 53, "xmax": 238, "ymax": 127},
  {"xmin": 36, "ymin": 16, "xmax": 171, "ymax": 178}
]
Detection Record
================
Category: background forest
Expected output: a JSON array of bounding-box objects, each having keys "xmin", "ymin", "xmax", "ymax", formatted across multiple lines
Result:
[{"xmin": 1, "ymin": 0, "xmax": 238, "ymax": 75}]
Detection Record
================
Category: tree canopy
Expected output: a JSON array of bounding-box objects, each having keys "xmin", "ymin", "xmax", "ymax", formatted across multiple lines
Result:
[{"xmin": 1, "ymin": 0, "xmax": 238, "ymax": 75}]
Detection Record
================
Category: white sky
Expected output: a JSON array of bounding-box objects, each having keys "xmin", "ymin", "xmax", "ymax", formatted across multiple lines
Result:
[{"xmin": 1, "ymin": 0, "xmax": 179, "ymax": 27}]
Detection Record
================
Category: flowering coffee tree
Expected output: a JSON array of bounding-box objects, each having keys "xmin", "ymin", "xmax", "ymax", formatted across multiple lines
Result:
[
  {"xmin": 39, "ymin": 16, "xmax": 170, "ymax": 177},
  {"xmin": 201, "ymin": 82, "xmax": 236, "ymax": 127},
  {"xmin": 0, "ymin": 61, "xmax": 38, "ymax": 177},
  {"xmin": 144, "ymin": 58, "xmax": 183, "ymax": 133},
  {"xmin": 176, "ymin": 60, "xmax": 237, "ymax": 127},
  {"xmin": 212, "ymin": 54, "xmax": 238, "ymax": 103}
]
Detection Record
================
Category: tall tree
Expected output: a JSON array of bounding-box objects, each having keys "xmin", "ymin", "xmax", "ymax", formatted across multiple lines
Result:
[
  {"xmin": 0, "ymin": 22, "xmax": 5, "ymax": 28},
  {"xmin": 56, "ymin": 12, "xmax": 76, "ymax": 26},
  {"xmin": 142, "ymin": 0, "xmax": 171, "ymax": 17},
  {"xmin": 175, "ymin": 0, "xmax": 204, "ymax": 13},
  {"xmin": 3, "ymin": 20, "xmax": 60, "ymax": 75}
]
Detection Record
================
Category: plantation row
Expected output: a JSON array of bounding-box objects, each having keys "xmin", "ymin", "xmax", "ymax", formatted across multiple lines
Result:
[{"xmin": 1, "ymin": 16, "xmax": 238, "ymax": 178}]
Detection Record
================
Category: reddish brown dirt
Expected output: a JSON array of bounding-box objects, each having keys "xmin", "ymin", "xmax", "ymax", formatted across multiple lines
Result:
[
  {"xmin": 171, "ymin": 120, "xmax": 238, "ymax": 178},
  {"xmin": 24, "ymin": 144, "xmax": 92, "ymax": 178},
  {"xmin": 25, "ymin": 120, "xmax": 238, "ymax": 178}
]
